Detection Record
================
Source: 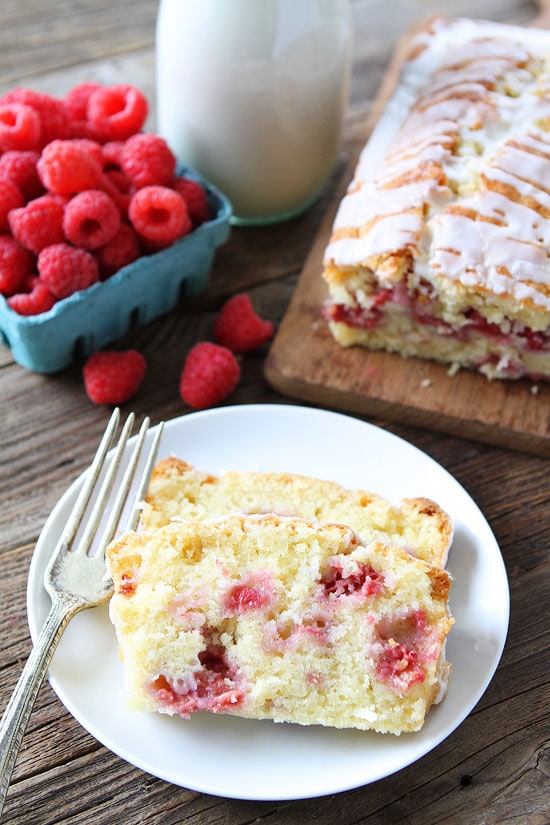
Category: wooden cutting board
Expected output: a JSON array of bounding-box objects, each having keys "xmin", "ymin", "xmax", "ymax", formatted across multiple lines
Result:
[{"xmin": 264, "ymin": 18, "xmax": 550, "ymax": 458}]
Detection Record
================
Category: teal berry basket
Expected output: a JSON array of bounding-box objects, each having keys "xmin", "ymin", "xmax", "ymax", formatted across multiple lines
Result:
[{"xmin": 0, "ymin": 165, "xmax": 232, "ymax": 374}]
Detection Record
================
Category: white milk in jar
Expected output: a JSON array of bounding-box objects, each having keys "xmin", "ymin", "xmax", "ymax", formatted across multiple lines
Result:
[{"xmin": 156, "ymin": 0, "xmax": 352, "ymax": 224}]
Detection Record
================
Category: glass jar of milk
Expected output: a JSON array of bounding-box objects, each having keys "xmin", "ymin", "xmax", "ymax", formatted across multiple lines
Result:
[{"xmin": 156, "ymin": 0, "xmax": 352, "ymax": 225}]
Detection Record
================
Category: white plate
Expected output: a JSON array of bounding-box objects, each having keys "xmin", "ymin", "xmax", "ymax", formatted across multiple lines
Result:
[{"xmin": 27, "ymin": 404, "xmax": 509, "ymax": 801}]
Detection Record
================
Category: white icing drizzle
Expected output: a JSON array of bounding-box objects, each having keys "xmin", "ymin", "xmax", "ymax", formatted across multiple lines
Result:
[{"xmin": 324, "ymin": 17, "xmax": 550, "ymax": 309}]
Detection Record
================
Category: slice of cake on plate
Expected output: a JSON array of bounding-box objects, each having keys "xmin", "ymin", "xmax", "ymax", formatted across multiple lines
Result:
[
  {"xmin": 139, "ymin": 457, "xmax": 453, "ymax": 568},
  {"xmin": 106, "ymin": 514, "xmax": 453, "ymax": 734},
  {"xmin": 322, "ymin": 17, "xmax": 550, "ymax": 380}
]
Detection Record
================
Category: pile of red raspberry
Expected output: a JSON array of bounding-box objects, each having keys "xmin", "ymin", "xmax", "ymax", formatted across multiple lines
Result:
[
  {"xmin": 0, "ymin": 83, "xmax": 211, "ymax": 315},
  {"xmin": 83, "ymin": 293, "xmax": 275, "ymax": 406}
]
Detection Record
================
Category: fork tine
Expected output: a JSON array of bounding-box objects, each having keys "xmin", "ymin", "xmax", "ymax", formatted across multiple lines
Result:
[
  {"xmin": 74, "ymin": 412, "xmax": 135, "ymax": 556},
  {"xmin": 96, "ymin": 415, "xmax": 154, "ymax": 550},
  {"xmin": 126, "ymin": 420, "xmax": 165, "ymax": 532},
  {"xmin": 56, "ymin": 408, "xmax": 121, "ymax": 553}
]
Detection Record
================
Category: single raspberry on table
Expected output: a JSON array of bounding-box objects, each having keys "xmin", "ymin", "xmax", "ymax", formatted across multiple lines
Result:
[
  {"xmin": 37, "ymin": 139, "xmax": 102, "ymax": 194},
  {"xmin": 179, "ymin": 341, "xmax": 241, "ymax": 410},
  {"xmin": 0, "ymin": 179, "xmax": 24, "ymax": 231},
  {"xmin": 121, "ymin": 133, "xmax": 176, "ymax": 188},
  {"xmin": 0, "ymin": 103, "xmax": 42, "ymax": 151},
  {"xmin": 86, "ymin": 84, "xmax": 148, "ymax": 142},
  {"xmin": 8, "ymin": 194, "xmax": 65, "ymax": 254},
  {"xmin": 0, "ymin": 88, "xmax": 69, "ymax": 147},
  {"xmin": 0, "ymin": 150, "xmax": 43, "ymax": 200},
  {"xmin": 63, "ymin": 189, "xmax": 121, "ymax": 250},
  {"xmin": 7, "ymin": 276, "xmax": 57, "ymax": 315},
  {"xmin": 214, "ymin": 293, "xmax": 275, "ymax": 353},
  {"xmin": 128, "ymin": 185, "xmax": 191, "ymax": 246},
  {"xmin": 0, "ymin": 234, "xmax": 35, "ymax": 296},
  {"xmin": 170, "ymin": 176, "xmax": 211, "ymax": 227},
  {"xmin": 83, "ymin": 349, "xmax": 146, "ymax": 404},
  {"xmin": 96, "ymin": 221, "xmax": 141, "ymax": 277},
  {"xmin": 38, "ymin": 242, "xmax": 99, "ymax": 298}
]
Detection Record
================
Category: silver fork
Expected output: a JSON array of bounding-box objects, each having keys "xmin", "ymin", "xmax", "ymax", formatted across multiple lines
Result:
[{"xmin": 0, "ymin": 408, "xmax": 164, "ymax": 815}]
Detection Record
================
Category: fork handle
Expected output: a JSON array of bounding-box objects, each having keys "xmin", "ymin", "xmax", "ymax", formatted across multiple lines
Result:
[{"xmin": 0, "ymin": 593, "xmax": 83, "ymax": 815}]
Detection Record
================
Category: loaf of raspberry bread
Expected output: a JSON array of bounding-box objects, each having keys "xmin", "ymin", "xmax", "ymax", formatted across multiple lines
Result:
[
  {"xmin": 322, "ymin": 17, "xmax": 550, "ymax": 380},
  {"xmin": 106, "ymin": 514, "xmax": 453, "ymax": 733},
  {"xmin": 139, "ymin": 457, "xmax": 453, "ymax": 568}
]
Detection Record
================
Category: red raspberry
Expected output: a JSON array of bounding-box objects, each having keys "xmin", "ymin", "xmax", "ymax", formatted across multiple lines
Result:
[
  {"xmin": 38, "ymin": 242, "xmax": 99, "ymax": 298},
  {"xmin": 214, "ymin": 293, "xmax": 275, "ymax": 353},
  {"xmin": 7, "ymin": 276, "xmax": 56, "ymax": 315},
  {"xmin": 0, "ymin": 234, "xmax": 35, "ymax": 296},
  {"xmin": 8, "ymin": 195, "xmax": 65, "ymax": 254},
  {"xmin": 121, "ymin": 133, "xmax": 176, "ymax": 188},
  {"xmin": 37, "ymin": 139, "xmax": 102, "ymax": 195},
  {"xmin": 69, "ymin": 138, "xmax": 104, "ymax": 168},
  {"xmin": 0, "ymin": 150, "xmax": 43, "ymax": 200},
  {"xmin": 64, "ymin": 83, "xmax": 103, "ymax": 140},
  {"xmin": 103, "ymin": 168, "xmax": 132, "ymax": 196},
  {"xmin": 64, "ymin": 83, "xmax": 102, "ymax": 122},
  {"xmin": 0, "ymin": 103, "xmax": 42, "ymax": 151},
  {"xmin": 83, "ymin": 349, "xmax": 146, "ymax": 404},
  {"xmin": 96, "ymin": 172, "xmax": 131, "ymax": 217},
  {"xmin": 170, "ymin": 176, "xmax": 211, "ymax": 226},
  {"xmin": 179, "ymin": 341, "xmax": 241, "ymax": 409},
  {"xmin": 128, "ymin": 186, "xmax": 191, "ymax": 246},
  {"xmin": 62, "ymin": 190, "xmax": 121, "ymax": 250},
  {"xmin": 102, "ymin": 140, "xmax": 125, "ymax": 170},
  {"xmin": 67, "ymin": 118, "xmax": 104, "ymax": 142},
  {"xmin": 0, "ymin": 88, "xmax": 69, "ymax": 147},
  {"xmin": 0, "ymin": 179, "xmax": 24, "ymax": 231},
  {"xmin": 86, "ymin": 84, "xmax": 148, "ymax": 142},
  {"xmin": 96, "ymin": 221, "xmax": 141, "ymax": 277}
]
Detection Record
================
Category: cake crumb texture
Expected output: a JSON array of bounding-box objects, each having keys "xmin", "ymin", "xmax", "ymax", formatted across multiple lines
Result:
[
  {"xmin": 140, "ymin": 457, "xmax": 453, "ymax": 568},
  {"xmin": 106, "ymin": 514, "xmax": 454, "ymax": 734}
]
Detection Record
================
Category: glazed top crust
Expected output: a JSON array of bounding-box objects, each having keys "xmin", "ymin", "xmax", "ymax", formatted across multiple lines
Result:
[{"xmin": 323, "ymin": 17, "xmax": 550, "ymax": 311}]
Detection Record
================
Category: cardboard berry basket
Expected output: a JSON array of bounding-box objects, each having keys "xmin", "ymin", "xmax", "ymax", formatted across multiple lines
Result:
[{"xmin": 0, "ymin": 166, "xmax": 232, "ymax": 374}]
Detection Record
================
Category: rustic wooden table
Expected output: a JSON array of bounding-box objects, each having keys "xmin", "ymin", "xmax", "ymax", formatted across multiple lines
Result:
[{"xmin": 0, "ymin": 1, "xmax": 548, "ymax": 823}]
